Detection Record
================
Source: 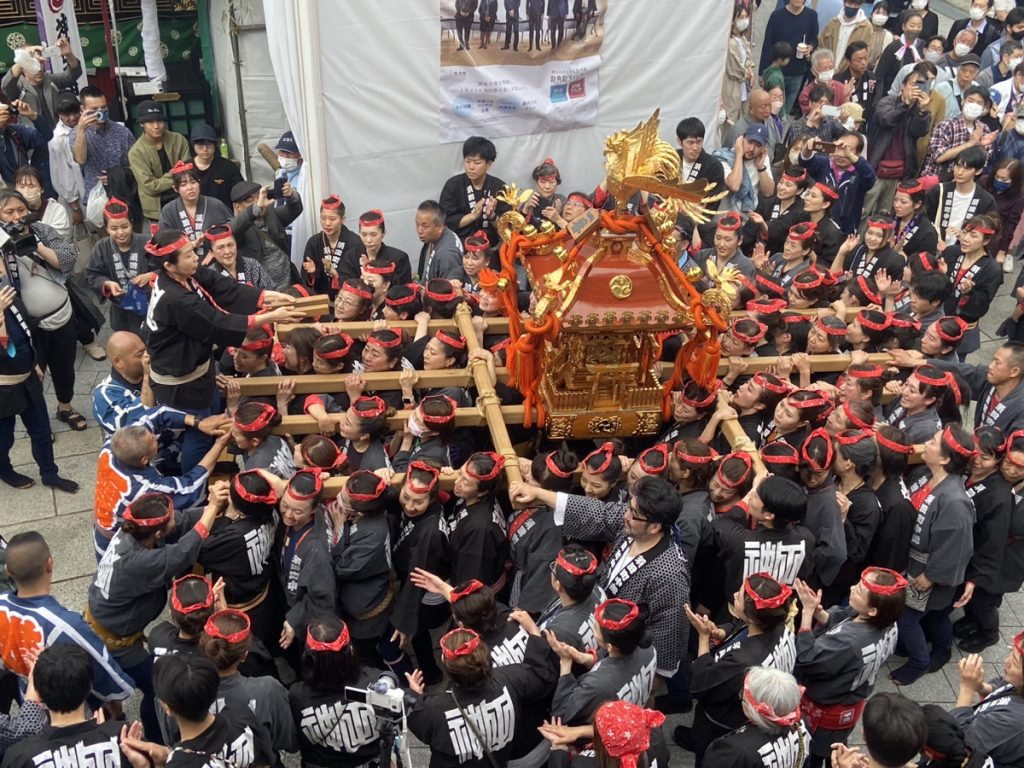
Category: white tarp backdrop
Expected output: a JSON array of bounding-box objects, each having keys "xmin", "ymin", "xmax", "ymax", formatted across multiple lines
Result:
[{"xmin": 261, "ymin": 0, "xmax": 732, "ymax": 266}]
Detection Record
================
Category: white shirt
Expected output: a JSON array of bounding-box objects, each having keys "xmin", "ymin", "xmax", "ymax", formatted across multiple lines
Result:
[
  {"xmin": 47, "ymin": 120, "xmax": 84, "ymax": 206},
  {"xmin": 947, "ymin": 188, "xmax": 974, "ymax": 244}
]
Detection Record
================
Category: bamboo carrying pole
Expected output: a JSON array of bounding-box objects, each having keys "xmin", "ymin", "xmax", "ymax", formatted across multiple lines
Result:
[
  {"xmin": 277, "ymin": 318, "xmax": 512, "ymax": 340},
  {"xmin": 232, "ymin": 368, "xmax": 510, "ymax": 396},
  {"xmin": 715, "ymin": 352, "xmax": 891, "ymax": 376},
  {"xmin": 275, "ymin": 406, "xmax": 526, "ymax": 435},
  {"xmin": 714, "ymin": 391, "xmax": 768, "ymax": 474}
]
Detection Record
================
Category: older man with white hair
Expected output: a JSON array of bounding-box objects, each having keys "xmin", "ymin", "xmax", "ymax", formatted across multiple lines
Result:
[{"xmin": 798, "ymin": 49, "xmax": 849, "ymax": 114}]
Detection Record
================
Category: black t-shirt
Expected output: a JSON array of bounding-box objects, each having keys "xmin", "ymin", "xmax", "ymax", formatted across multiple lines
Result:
[
  {"xmin": 2, "ymin": 720, "xmax": 130, "ymax": 768},
  {"xmin": 165, "ymin": 710, "xmax": 261, "ymax": 768}
]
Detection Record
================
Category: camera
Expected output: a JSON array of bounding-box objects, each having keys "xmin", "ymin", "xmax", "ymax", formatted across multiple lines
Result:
[
  {"xmin": 345, "ymin": 673, "xmax": 406, "ymax": 721},
  {"xmin": 5, "ymin": 104, "xmax": 18, "ymax": 117},
  {"xmin": 266, "ymin": 170, "xmax": 287, "ymax": 201},
  {"xmin": 0, "ymin": 221, "xmax": 38, "ymax": 259}
]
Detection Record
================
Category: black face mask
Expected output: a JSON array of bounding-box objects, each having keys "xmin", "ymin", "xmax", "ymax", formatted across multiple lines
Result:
[{"xmin": 1012, "ymin": 29, "xmax": 1024, "ymax": 41}]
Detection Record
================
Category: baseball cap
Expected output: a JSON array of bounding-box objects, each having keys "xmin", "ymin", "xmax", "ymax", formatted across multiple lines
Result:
[
  {"xmin": 231, "ymin": 180, "xmax": 261, "ymax": 203},
  {"xmin": 275, "ymin": 130, "xmax": 298, "ymax": 154},
  {"xmin": 957, "ymin": 53, "xmax": 981, "ymax": 69},
  {"xmin": 844, "ymin": 102, "xmax": 864, "ymax": 123},
  {"xmin": 136, "ymin": 100, "xmax": 164, "ymax": 123},
  {"xmin": 191, "ymin": 123, "xmax": 217, "ymax": 143},
  {"xmin": 743, "ymin": 123, "xmax": 769, "ymax": 146}
]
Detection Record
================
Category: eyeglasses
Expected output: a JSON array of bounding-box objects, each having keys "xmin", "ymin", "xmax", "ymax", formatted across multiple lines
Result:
[{"xmin": 625, "ymin": 502, "xmax": 650, "ymax": 523}]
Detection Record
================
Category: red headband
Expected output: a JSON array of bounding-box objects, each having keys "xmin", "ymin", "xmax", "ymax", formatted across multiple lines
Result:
[
  {"xmin": 420, "ymin": 396, "xmax": 457, "ymax": 425},
  {"xmin": 890, "ymin": 314, "xmax": 921, "ymax": 331},
  {"xmin": 595, "ymin": 598, "xmax": 640, "ymax": 631},
  {"xmin": 450, "ymin": 580, "xmax": 485, "ymax": 603},
  {"xmin": 584, "ymin": 443, "xmax": 616, "ymax": 474},
  {"xmin": 1014, "ymin": 630, "xmax": 1024, "ymax": 657},
  {"xmin": 743, "ymin": 573, "xmax": 793, "ymax": 609},
  {"xmin": 788, "ymin": 222, "xmax": 816, "ymax": 242},
  {"xmin": 537, "ymin": 157, "xmax": 558, "ymax": 181},
  {"xmin": 743, "ymin": 680, "xmax": 803, "ymax": 726},
  {"xmin": 717, "ymin": 213, "xmax": 742, "ymax": 232},
  {"xmin": 555, "ymin": 549, "xmax": 598, "ymax": 577},
  {"xmin": 386, "ymin": 289, "xmax": 419, "ymax": 308},
  {"xmin": 407, "ymin": 460, "xmax": 441, "ymax": 493},
  {"xmin": 466, "ymin": 452, "xmax": 506, "ymax": 482},
  {"xmin": 801, "ymin": 428, "xmax": 835, "ymax": 471},
  {"xmin": 567, "ymin": 193, "xmax": 593, "ymax": 208},
  {"xmin": 205, "ymin": 224, "xmax": 234, "ymax": 242},
  {"xmin": 860, "ymin": 567, "xmax": 909, "ymax": 595},
  {"xmin": 935, "ymin": 316, "xmax": 969, "ymax": 343},
  {"xmin": 964, "ymin": 221, "xmax": 995, "ymax": 236},
  {"xmin": 782, "ymin": 168, "xmax": 808, "ymax": 183},
  {"xmin": 361, "ymin": 209, "xmax": 385, "ymax": 228},
  {"xmin": 240, "ymin": 324, "xmax": 275, "ymax": 352},
  {"xmin": 425, "ymin": 284, "xmax": 458, "ymax": 302},
  {"xmin": 753, "ymin": 372, "xmax": 791, "ymax": 395},
  {"xmin": 731, "ymin": 321, "xmax": 768, "ymax": 345},
  {"xmin": 204, "ymin": 610, "xmax": 251, "ymax": 644},
  {"xmin": 756, "ymin": 274, "xmax": 786, "ymax": 298},
  {"xmin": 673, "ymin": 442, "xmax": 717, "ymax": 465},
  {"xmin": 342, "ymin": 282, "xmax": 373, "ymax": 301},
  {"xmin": 857, "ymin": 310, "xmax": 891, "ymax": 333},
  {"xmin": 761, "ymin": 445, "xmax": 800, "ymax": 466},
  {"xmin": 317, "ymin": 333, "xmax": 355, "ymax": 360},
  {"xmin": 465, "ymin": 231, "xmax": 490, "ymax": 253},
  {"xmin": 321, "ymin": 195, "xmax": 343, "ymax": 211},
  {"xmin": 353, "ymin": 395, "xmax": 388, "ymax": 419},
  {"xmin": 347, "ymin": 471, "xmax": 387, "ymax": 501},
  {"xmin": 847, "ymin": 363, "xmax": 885, "ymax": 379},
  {"xmin": 145, "ymin": 233, "xmax": 190, "ymax": 259},
  {"xmin": 842, "ymin": 402, "xmax": 874, "ymax": 431},
  {"xmin": 942, "ymin": 427, "xmax": 976, "ymax": 459},
  {"xmin": 815, "ymin": 317, "xmax": 847, "ymax": 337},
  {"xmin": 637, "ymin": 443, "xmax": 669, "ymax": 475},
  {"xmin": 367, "ymin": 331, "xmax": 403, "ymax": 349},
  {"xmin": 234, "ymin": 402, "xmax": 277, "ymax": 434},
  {"xmin": 788, "ymin": 391, "xmax": 831, "ymax": 411},
  {"xmin": 914, "ymin": 367, "xmax": 952, "ymax": 389},
  {"xmin": 306, "ymin": 622, "xmax": 351, "ymax": 652},
  {"xmin": 232, "ymin": 471, "xmax": 278, "ymax": 504},
  {"xmin": 544, "ymin": 452, "xmax": 575, "ymax": 479},
  {"xmin": 815, "ymin": 182, "xmax": 839, "ymax": 200},
  {"xmin": 717, "ymin": 452, "xmax": 753, "ymax": 489},
  {"xmin": 835, "ymin": 428, "xmax": 873, "ymax": 445},
  {"xmin": 855, "ymin": 275, "xmax": 883, "ymax": 305},
  {"xmin": 866, "ymin": 217, "xmax": 894, "ymax": 231},
  {"xmin": 441, "ymin": 628, "xmax": 481, "ymax": 659},
  {"xmin": 171, "ymin": 574, "xmax": 213, "ymax": 614},
  {"xmin": 364, "ymin": 260, "xmax": 396, "ymax": 276},
  {"xmin": 435, "ymin": 329, "xmax": 467, "ymax": 350},
  {"xmin": 286, "ymin": 468, "xmax": 324, "ymax": 502},
  {"xmin": 875, "ymin": 429, "xmax": 915, "ymax": 455},
  {"xmin": 678, "ymin": 381, "xmax": 720, "ymax": 409},
  {"xmin": 899, "ymin": 180, "xmax": 924, "ymax": 195},
  {"xmin": 746, "ymin": 298, "xmax": 789, "ymax": 314},
  {"xmin": 171, "ymin": 160, "xmax": 194, "ymax": 175},
  {"xmin": 123, "ymin": 493, "xmax": 174, "ymax": 528},
  {"xmin": 301, "ymin": 440, "xmax": 347, "ymax": 470},
  {"xmin": 103, "ymin": 198, "xmax": 130, "ymax": 220},
  {"xmin": 794, "ymin": 269, "xmax": 826, "ymax": 290}
]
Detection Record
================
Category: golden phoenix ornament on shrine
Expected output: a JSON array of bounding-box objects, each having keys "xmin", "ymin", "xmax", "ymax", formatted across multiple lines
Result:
[{"xmin": 484, "ymin": 110, "xmax": 733, "ymax": 439}]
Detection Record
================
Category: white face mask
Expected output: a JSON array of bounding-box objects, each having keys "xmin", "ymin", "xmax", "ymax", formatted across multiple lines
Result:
[
  {"xmin": 770, "ymin": 100, "xmax": 783, "ymax": 115},
  {"xmin": 18, "ymin": 189, "xmax": 40, "ymax": 207},
  {"xmin": 843, "ymin": 118, "xmax": 857, "ymax": 131},
  {"xmin": 954, "ymin": 43, "xmax": 972, "ymax": 57},
  {"xmin": 962, "ymin": 101, "xmax": 985, "ymax": 119},
  {"xmin": 924, "ymin": 50, "xmax": 943, "ymax": 64},
  {"xmin": 872, "ymin": 13, "xmax": 888, "ymax": 26},
  {"xmin": 1011, "ymin": 57, "xmax": 1024, "ymax": 71},
  {"xmin": 735, "ymin": 17, "xmax": 749, "ymax": 32},
  {"xmin": 818, "ymin": 69, "xmax": 835, "ymax": 82},
  {"xmin": 1016, "ymin": 119, "xmax": 1024, "ymax": 134},
  {"xmin": 718, "ymin": 109, "xmax": 728, "ymax": 125},
  {"xmin": 406, "ymin": 413, "xmax": 426, "ymax": 437},
  {"xmin": 277, "ymin": 156, "xmax": 298, "ymax": 172},
  {"xmin": 969, "ymin": 6, "xmax": 986, "ymax": 20},
  {"xmin": 911, "ymin": 0, "xmax": 927, "ymax": 9}
]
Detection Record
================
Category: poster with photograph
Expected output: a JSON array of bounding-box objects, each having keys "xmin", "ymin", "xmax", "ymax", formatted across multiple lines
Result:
[{"xmin": 439, "ymin": 0, "xmax": 606, "ymax": 142}]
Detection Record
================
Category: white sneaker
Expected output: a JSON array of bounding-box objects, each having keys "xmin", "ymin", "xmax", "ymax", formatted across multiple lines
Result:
[
  {"xmin": 83, "ymin": 341, "xmax": 106, "ymax": 361},
  {"xmin": 1004, "ymin": 254, "xmax": 1015, "ymax": 274}
]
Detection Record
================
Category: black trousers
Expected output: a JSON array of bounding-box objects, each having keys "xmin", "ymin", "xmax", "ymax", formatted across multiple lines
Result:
[
  {"xmin": 527, "ymin": 12, "xmax": 542, "ymax": 48},
  {"xmin": 456, "ymin": 14, "xmax": 473, "ymax": 47},
  {"xmin": 963, "ymin": 586, "xmax": 1003, "ymax": 636},
  {"xmin": 504, "ymin": 14, "xmax": 519, "ymax": 47},
  {"xmin": 33, "ymin": 318, "xmax": 77, "ymax": 404}
]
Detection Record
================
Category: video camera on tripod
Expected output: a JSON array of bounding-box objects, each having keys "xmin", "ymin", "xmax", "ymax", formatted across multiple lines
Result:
[{"xmin": 344, "ymin": 672, "xmax": 412, "ymax": 768}]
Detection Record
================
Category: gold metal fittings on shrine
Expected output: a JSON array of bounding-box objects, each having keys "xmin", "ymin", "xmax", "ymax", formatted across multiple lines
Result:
[{"xmin": 609, "ymin": 275, "xmax": 633, "ymax": 300}]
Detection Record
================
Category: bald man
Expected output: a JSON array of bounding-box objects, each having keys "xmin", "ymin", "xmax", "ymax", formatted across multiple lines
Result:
[
  {"xmin": 91, "ymin": 331, "xmax": 155, "ymax": 435},
  {"xmin": 0, "ymin": 531, "xmax": 134, "ymax": 704},
  {"xmin": 723, "ymin": 88, "xmax": 784, "ymax": 161}
]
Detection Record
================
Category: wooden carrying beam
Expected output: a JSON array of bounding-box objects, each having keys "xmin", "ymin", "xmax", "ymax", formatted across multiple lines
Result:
[
  {"xmin": 733, "ymin": 308, "xmax": 861, "ymax": 322},
  {"xmin": 290, "ymin": 295, "xmax": 331, "ymax": 316},
  {"xmin": 232, "ymin": 368, "xmax": 510, "ymax": 396},
  {"xmin": 277, "ymin": 318, "xmax": 512, "ymax": 340},
  {"xmin": 714, "ymin": 391, "xmax": 767, "ymax": 474},
  {"xmin": 715, "ymin": 353, "xmax": 891, "ymax": 376},
  {"xmin": 275, "ymin": 406, "xmax": 526, "ymax": 435}
]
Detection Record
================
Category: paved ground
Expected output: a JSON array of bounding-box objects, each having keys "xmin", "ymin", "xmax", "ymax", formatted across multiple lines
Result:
[{"xmin": 10, "ymin": 0, "xmax": 1021, "ymax": 764}]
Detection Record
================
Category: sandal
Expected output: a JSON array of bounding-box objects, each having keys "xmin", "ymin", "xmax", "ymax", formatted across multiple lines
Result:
[{"xmin": 55, "ymin": 407, "xmax": 88, "ymax": 432}]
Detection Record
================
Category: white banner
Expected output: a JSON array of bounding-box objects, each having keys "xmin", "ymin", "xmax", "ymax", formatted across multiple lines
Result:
[
  {"xmin": 35, "ymin": 0, "xmax": 88, "ymax": 91},
  {"xmin": 440, "ymin": 57, "xmax": 599, "ymax": 142},
  {"xmin": 439, "ymin": 0, "xmax": 606, "ymax": 142}
]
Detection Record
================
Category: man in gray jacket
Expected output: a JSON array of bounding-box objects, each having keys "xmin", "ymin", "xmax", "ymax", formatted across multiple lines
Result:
[{"xmin": 229, "ymin": 180, "xmax": 302, "ymax": 291}]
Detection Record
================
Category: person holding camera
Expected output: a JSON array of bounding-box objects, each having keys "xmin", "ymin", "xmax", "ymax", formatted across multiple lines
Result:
[
  {"xmin": 71, "ymin": 86, "xmax": 135, "ymax": 204},
  {"xmin": 0, "ymin": 101, "xmax": 46, "ymax": 187},
  {"xmin": 230, "ymin": 179, "xmax": 303, "ymax": 291},
  {"xmin": 0, "ymin": 189, "xmax": 89, "ymax": 434}
]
